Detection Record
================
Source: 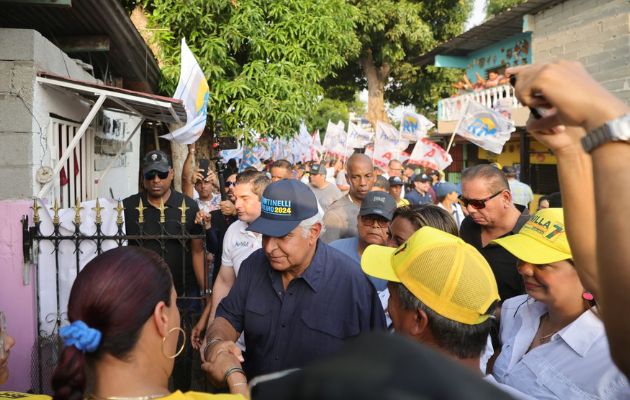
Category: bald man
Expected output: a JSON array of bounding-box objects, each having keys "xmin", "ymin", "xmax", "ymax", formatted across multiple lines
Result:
[{"xmin": 320, "ymin": 154, "xmax": 376, "ymax": 243}]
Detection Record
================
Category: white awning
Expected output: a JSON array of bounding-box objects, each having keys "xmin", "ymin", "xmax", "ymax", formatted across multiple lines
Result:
[{"xmin": 36, "ymin": 74, "xmax": 188, "ymax": 198}]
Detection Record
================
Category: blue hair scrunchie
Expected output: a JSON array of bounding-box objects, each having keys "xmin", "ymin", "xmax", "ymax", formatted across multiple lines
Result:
[{"xmin": 59, "ymin": 320, "xmax": 102, "ymax": 353}]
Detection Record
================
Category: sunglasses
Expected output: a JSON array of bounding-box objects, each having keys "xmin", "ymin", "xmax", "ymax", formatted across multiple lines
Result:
[
  {"xmin": 225, "ymin": 181, "xmax": 236, "ymax": 187},
  {"xmin": 459, "ymin": 190, "xmax": 504, "ymax": 210},
  {"xmin": 144, "ymin": 170, "xmax": 169, "ymax": 180},
  {"xmin": 360, "ymin": 215, "xmax": 389, "ymax": 228}
]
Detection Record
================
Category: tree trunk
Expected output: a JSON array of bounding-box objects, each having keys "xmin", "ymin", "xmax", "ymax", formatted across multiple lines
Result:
[{"xmin": 361, "ymin": 49, "xmax": 390, "ymax": 128}]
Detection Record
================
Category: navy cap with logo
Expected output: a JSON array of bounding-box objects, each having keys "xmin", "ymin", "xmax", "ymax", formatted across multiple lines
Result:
[
  {"xmin": 388, "ymin": 176, "xmax": 404, "ymax": 186},
  {"xmin": 142, "ymin": 150, "xmax": 171, "ymax": 174},
  {"xmin": 359, "ymin": 192, "xmax": 397, "ymax": 221},
  {"xmin": 247, "ymin": 179, "xmax": 319, "ymax": 237}
]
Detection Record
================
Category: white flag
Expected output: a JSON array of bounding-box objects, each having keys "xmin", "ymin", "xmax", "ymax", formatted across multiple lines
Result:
[
  {"xmin": 374, "ymin": 121, "xmax": 409, "ymax": 152},
  {"xmin": 161, "ymin": 39, "xmax": 210, "ymax": 144},
  {"xmin": 372, "ymin": 139, "xmax": 401, "ymax": 168},
  {"xmin": 400, "ymin": 111, "xmax": 435, "ymax": 141},
  {"xmin": 311, "ymin": 130, "xmax": 322, "ymax": 162},
  {"xmin": 408, "ymin": 138, "xmax": 453, "ymax": 171},
  {"xmin": 347, "ymin": 122, "xmax": 374, "ymax": 149},
  {"xmin": 454, "ymin": 100, "xmax": 515, "ymax": 154},
  {"xmin": 322, "ymin": 120, "xmax": 339, "ymax": 152}
]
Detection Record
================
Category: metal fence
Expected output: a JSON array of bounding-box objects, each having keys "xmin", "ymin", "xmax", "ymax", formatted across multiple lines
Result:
[{"xmin": 22, "ymin": 198, "xmax": 209, "ymax": 394}]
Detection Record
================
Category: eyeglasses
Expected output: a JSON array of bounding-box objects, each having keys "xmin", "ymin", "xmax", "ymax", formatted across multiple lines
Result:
[
  {"xmin": 459, "ymin": 190, "xmax": 504, "ymax": 210},
  {"xmin": 144, "ymin": 170, "xmax": 169, "ymax": 180},
  {"xmin": 360, "ymin": 215, "xmax": 389, "ymax": 228},
  {"xmin": 225, "ymin": 181, "xmax": 236, "ymax": 187}
]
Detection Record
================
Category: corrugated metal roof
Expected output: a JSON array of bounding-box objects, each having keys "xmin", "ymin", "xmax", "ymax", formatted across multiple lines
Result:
[
  {"xmin": 0, "ymin": 0, "xmax": 160, "ymax": 92},
  {"xmin": 37, "ymin": 73, "xmax": 186, "ymax": 124},
  {"xmin": 410, "ymin": 0, "xmax": 567, "ymax": 66}
]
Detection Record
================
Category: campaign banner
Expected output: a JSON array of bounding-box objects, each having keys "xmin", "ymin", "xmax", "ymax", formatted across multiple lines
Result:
[
  {"xmin": 454, "ymin": 100, "xmax": 515, "ymax": 154},
  {"xmin": 408, "ymin": 138, "xmax": 453, "ymax": 171},
  {"xmin": 400, "ymin": 111, "xmax": 434, "ymax": 141}
]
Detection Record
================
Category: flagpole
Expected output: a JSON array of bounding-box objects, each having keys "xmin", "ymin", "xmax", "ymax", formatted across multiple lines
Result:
[{"xmin": 445, "ymin": 130, "xmax": 457, "ymax": 153}]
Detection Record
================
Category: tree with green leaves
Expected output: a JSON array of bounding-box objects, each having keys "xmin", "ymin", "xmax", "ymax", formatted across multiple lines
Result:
[
  {"xmin": 324, "ymin": 0, "xmax": 472, "ymax": 125},
  {"xmin": 486, "ymin": 0, "xmax": 527, "ymax": 17},
  {"xmin": 134, "ymin": 0, "xmax": 359, "ymax": 141}
]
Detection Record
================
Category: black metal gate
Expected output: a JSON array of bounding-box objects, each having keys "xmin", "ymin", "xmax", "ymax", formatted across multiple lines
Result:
[{"xmin": 22, "ymin": 198, "xmax": 210, "ymax": 394}]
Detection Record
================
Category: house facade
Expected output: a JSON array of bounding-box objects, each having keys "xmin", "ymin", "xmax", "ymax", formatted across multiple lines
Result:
[{"xmin": 420, "ymin": 0, "xmax": 630, "ymax": 195}]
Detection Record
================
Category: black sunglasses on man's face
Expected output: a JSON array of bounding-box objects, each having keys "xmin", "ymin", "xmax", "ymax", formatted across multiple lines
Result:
[
  {"xmin": 459, "ymin": 190, "xmax": 504, "ymax": 210},
  {"xmin": 144, "ymin": 170, "xmax": 169, "ymax": 180}
]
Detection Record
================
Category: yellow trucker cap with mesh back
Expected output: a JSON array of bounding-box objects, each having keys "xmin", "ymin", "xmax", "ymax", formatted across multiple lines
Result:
[
  {"xmin": 492, "ymin": 208, "xmax": 571, "ymax": 265},
  {"xmin": 361, "ymin": 226, "xmax": 500, "ymax": 325}
]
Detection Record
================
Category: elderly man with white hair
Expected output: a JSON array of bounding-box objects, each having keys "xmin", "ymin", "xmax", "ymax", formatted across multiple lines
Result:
[{"xmin": 201, "ymin": 179, "xmax": 386, "ymax": 385}]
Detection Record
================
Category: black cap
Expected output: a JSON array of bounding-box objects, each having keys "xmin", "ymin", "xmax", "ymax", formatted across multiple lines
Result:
[
  {"xmin": 142, "ymin": 150, "xmax": 170, "ymax": 174},
  {"xmin": 413, "ymin": 173, "xmax": 431, "ymax": 182},
  {"xmin": 359, "ymin": 192, "xmax": 397, "ymax": 221},
  {"xmin": 388, "ymin": 176, "xmax": 404, "ymax": 186},
  {"xmin": 310, "ymin": 163, "xmax": 327, "ymax": 175},
  {"xmin": 251, "ymin": 333, "xmax": 515, "ymax": 400}
]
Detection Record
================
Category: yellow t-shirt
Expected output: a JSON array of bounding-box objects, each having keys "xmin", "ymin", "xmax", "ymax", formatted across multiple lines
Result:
[
  {"xmin": 396, "ymin": 198, "xmax": 410, "ymax": 207},
  {"xmin": 0, "ymin": 392, "xmax": 51, "ymax": 400},
  {"xmin": 160, "ymin": 391, "xmax": 244, "ymax": 400}
]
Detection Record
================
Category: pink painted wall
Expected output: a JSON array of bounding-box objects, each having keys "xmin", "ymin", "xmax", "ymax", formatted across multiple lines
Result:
[{"xmin": 0, "ymin": 200, "xmax": 37, "ymax": 391}]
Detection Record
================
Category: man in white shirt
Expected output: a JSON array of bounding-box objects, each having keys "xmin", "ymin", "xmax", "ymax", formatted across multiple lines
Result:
[
  {"xmin": 193, "ymin": 170, "xmax": 271, "ymax": 340},
  {"xmin": 308, "ymin": 163, "xmax": 342, "ymax": 211}
]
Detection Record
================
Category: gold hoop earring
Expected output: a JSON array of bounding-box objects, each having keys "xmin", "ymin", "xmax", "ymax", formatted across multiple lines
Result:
[{"xmin": 162, "ymin": 327, "xmax": 186, "ymax": 359}]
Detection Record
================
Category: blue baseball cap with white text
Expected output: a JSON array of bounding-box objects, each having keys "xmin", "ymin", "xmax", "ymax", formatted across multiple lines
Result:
[{"xmin": 247, "ymin": 179, "xmax": 319, "ymax": 237}]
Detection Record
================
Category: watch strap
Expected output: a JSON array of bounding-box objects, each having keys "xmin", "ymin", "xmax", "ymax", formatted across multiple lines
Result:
[
  {"xmin": 581, "ymin": 113, "xmax": 630, "ymax": 153},
  {"xmin": 581, "ymin": 124, "xmax": 613, "ymax": 153}
]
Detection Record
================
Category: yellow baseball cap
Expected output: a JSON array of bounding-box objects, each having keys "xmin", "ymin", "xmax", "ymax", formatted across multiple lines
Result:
[
  {"xmin": 361, "ymin": 227, "xmax": 500, "ymax": 325},
  {"xmin": 492, "ymin": 208, "xmax": 571, "ymax": 264}
]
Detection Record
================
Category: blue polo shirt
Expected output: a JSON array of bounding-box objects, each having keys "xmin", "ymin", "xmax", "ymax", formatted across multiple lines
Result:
[
  {"xmin": 216, "ymin": 240, "xmax": 386, "ymax": 378},
  {"xmin": 405, "ymin": 189, "xmax": 433, "ymax": 206}
]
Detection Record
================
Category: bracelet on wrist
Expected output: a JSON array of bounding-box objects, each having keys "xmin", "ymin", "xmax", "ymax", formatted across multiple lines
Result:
[
  {"xmin": 201, "ymin": 337, "xmax": 222, "ymax": 361},
  {"xmin": 224, "ymin": 366, "xmax": 246, "ymax": 384}
]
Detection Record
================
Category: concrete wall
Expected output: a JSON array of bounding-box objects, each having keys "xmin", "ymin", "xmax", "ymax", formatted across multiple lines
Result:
[
  {"xmin": 0, "ymin": 28, "xmax": 97, "ymax": 200},
  {"xmin": 530, "ymin": 0, "xmax": 630, "ymax": 103}
]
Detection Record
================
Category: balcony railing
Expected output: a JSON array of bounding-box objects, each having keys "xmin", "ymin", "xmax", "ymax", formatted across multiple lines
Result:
[{"xmin": 438, "ymin": 84, "xmax": 522, "ymax": 121}]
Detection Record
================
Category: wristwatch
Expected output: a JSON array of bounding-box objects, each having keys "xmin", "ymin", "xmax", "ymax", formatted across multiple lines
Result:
[{"xmin": 581, "ymin": 113, "xmax": 630, "ymax": 153}]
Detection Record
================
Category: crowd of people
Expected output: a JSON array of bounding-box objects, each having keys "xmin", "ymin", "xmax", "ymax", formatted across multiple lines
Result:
[{"xmin": 3, "ymin": 60, "xmax": 630, "ymax": 399}]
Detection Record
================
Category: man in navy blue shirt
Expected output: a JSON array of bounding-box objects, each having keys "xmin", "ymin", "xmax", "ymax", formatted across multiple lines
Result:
[
  {"xmin": 405, "ymin": 173, "xmax": 433, "ymax": 206},
  {"xmin": 201, "ymin": 179, "xmax": 386, "ymax": 384}
]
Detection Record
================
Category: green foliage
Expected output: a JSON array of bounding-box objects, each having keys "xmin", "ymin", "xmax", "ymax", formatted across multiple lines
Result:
[
  {"xmin": 486, "ymin": 0, "xmax": 526, "ymax": 17},
  {"xmin": 305, "ymin": 98, "xmax": 349, "ymax": 135},
  {"xmin": 144, "ymin": 0, "xmax": 359, "ymax": 140},
  {"xmin": 326, "ymin": 0, "xmax": 472, "ymax": 112}
]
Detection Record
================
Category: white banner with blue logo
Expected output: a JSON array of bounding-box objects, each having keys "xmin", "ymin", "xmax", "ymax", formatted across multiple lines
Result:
[
  {"xmin": 454, "ymin": 100, "xmax": 515, "ymax": 154},
  {"xmin": 400, "ymin": 111, "xmax": 434, "ymax": 141},
  {"xmin": 161, "ymin": 38, "xmax": 210, "ymax": 144}
]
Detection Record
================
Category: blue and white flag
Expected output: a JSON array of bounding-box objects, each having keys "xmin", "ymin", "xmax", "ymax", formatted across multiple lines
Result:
[
  {"xmin": 240, "ymin": 147, "xmax": 262, "ymax": 171},
  {"xmin": 161, "ymin": 39, "xmax": 210, "ymax": 144},
  {"xmin": 400, "ymin": 111, "xmax": 434, "ymax": 141},
  {"xmin": 454, "ymin": 100, "xmax": 515, "ymax": 154},
  {"xmin": 220, "ymin": 146, "xmax": 243, "ymax": 163}
]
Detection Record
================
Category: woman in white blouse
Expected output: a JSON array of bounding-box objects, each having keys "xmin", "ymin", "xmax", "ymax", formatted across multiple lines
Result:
[{"xmin": 488, "ymin": 208, "xmax": 629, "ymax": 399}]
